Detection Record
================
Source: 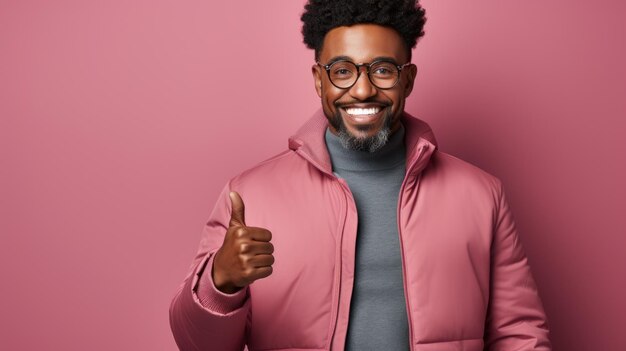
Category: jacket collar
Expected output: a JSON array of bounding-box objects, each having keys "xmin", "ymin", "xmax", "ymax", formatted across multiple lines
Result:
[{"xmin": 288, "ymin": 108, "xmax": 438, "ymax": 178}]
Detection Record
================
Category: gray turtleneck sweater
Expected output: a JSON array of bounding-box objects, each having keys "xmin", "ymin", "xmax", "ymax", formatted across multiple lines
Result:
[{"xmin": 324, "ymin": 124, "xmax": 410, "ymax": 351}]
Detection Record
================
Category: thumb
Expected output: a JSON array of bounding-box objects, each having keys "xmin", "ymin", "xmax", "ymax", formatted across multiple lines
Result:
[{"xmin": 229, "ymin": 191, "xmax": 246, "ymax": 227}]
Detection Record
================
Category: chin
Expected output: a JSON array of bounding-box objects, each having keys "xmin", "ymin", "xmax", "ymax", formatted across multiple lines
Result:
[
  {"xmin": 346, "ymin": 124, "xmax": 380, "ymax": 139},
  {"xmin": 330, "ymin": 109, "xmax": 395, "ymax": 153}
]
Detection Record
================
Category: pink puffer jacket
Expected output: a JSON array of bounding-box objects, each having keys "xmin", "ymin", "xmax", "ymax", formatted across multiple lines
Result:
[{"xmin": 169, "ymin": 109, "xmax": 551, "ymax": 351}]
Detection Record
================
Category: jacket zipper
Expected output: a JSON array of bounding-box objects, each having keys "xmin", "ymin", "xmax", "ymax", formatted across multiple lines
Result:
[
  {"xmin": 330, "ymin": 177, "xmax": 353, "ymax": 351},
  {"xmin": 397, "ymin": 144, "xmax": 429, "ymax": 351},
  {"xmin": 396, "ymin": 184, "xmax": 414, "ymax": 351},
  {"xmin": 334, "ymin": 177, "xmax": 357, "ymax": 351}
]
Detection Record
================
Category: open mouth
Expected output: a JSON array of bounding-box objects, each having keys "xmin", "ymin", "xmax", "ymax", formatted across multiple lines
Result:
[
  {"xmin": 341, "ymin": 105, "xmax": 385, "ymax": 124},
  {"xmin": 344, "ymin": 107, "xmax": 381, "ymax": 116}
]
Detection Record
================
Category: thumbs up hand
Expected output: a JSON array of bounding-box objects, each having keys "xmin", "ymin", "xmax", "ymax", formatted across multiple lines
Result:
[{"xmin": 212, "ymin": 191, "xmax": 275, "ymax": 294}]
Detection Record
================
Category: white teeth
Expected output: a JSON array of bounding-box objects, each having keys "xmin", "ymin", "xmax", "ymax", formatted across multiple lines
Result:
[{"xmin": 345, "ymin": 107, "xmax": 380, "ymax": 116}]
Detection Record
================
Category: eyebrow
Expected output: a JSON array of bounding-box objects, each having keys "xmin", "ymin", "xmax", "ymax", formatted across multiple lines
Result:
[{"xmin": 326, "ymin": 55, "xmax": 401, "ymax": 65}]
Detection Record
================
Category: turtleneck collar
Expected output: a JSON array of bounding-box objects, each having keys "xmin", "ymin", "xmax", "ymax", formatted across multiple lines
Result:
[{"xmin": 324, "ymin": 123, "xmax": 406, "ymax": 172}]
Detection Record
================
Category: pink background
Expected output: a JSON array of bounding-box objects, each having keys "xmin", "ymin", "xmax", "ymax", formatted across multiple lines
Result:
[{"xmin": 2, "ymin": 0, "xmax": 625, "ymax": 350}]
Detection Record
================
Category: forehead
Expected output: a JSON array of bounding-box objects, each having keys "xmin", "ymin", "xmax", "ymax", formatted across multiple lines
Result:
[{"xmin": 320, "ymin": 24, "xmax": 407, "ymax": 63}]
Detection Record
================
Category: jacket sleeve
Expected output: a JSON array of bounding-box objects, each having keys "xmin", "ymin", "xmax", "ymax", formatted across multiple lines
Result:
[
  {"xmin": 483, "ymin": 180, "xmax": 552, "ymax": 351},
  {"xmin": 169, "ymin": 181, "xmax": 250, "ymax": 351}
]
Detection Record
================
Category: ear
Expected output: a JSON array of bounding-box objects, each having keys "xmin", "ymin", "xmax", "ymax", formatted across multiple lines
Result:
[
  {"xmin": 403, "ymin": 64, "xmax": 418, "ymax": 97},
  {"xmin": 312, "ymin": 64, "xmax": 322, "ymax": 98}
]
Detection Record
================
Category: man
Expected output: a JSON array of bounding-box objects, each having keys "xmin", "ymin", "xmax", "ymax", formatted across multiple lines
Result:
[{"xmin": 169, "ymin": 0, "xmax": 552, "ymax": 350}]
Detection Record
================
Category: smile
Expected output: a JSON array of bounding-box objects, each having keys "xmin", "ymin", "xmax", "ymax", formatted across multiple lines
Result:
[{"xmin": 344, "ymin": 107, "xmax": 381, "ymax": 116}]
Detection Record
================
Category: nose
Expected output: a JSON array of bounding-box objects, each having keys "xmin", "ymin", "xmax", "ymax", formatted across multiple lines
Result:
[{"xmin": 348, "ymin": 67, "xmax": 377, "ymax": 100}]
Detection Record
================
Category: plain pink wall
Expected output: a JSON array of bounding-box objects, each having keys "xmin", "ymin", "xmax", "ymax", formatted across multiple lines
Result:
[{"xmin": 1, "ymin": 0, "xmax": 624, "ymax": 350}]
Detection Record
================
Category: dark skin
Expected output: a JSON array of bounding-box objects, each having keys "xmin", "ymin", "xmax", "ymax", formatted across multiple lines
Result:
[
  {"xmin": 212, "ymin": 191, "xmax": 274, "ymax": 294},
  {"xmin": 312, "ymin": 24, "xmax": 417, "ymax": 141},
  {"xmin": 212, "ymin": 24, "xmax": 417, "ymax": 294}
]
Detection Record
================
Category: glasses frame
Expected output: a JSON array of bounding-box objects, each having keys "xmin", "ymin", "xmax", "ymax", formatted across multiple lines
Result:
[{"xmin": 316, "ymin": 59, "xmax": 413, "ymax": 90}]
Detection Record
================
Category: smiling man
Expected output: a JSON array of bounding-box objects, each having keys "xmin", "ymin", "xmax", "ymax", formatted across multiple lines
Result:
[
  {"xmin": 169, "ymin": 1, "xmax": 552, "ymax": 350},
  {"xmin": 314, "ymin": 24, "xmax": 415, "ymax": 153}
]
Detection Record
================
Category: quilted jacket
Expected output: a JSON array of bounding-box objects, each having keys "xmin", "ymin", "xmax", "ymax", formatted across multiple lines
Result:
[{"xmin": 169, "ymin": 109, "xmax": 551, "ymax": 351}]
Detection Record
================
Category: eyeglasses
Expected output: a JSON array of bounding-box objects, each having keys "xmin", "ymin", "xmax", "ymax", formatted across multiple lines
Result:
[{"xmin": 316, "ymin": 59, "xmax": 413, "ymax": 90}]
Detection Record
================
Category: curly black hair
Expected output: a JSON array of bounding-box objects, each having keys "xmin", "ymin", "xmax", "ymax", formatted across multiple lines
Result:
[{"xmin": 301, "ymin": 0, "xmax": 426, "ymax": 61}]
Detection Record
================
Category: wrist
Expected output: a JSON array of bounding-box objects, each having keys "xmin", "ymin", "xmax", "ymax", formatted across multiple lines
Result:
[{"xmin": 212, "ymin": 260, "xmax": 242, "ymax": 294}]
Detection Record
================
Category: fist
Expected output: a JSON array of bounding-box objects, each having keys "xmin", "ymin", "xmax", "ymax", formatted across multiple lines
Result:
[{"xmin": 212, "ymin": 191, "xmax": 274, "ymax": 294}]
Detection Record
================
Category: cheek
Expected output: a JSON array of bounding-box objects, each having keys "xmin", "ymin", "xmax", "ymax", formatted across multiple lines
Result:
[
  {"xmin": 322, "ymin": 96, "xmax": 333, "ymax": 111},
  {"xmin": 384, "ymin": 91, "xmax": 404, "ymax": 110},
  {"xmin": 320, "ymin": 93, "xmax": 338, "ymax": 116},
  {"xmin": 322, "ymin": 90, "xmax": 344, "ymax": 109}
]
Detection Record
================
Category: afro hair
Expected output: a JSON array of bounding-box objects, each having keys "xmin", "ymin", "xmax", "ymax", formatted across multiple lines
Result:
[{"xmin": 301, "ymin": 0, "xmax": 426, "ymax": 61}]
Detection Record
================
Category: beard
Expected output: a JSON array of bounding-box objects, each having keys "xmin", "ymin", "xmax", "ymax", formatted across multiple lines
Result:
[{"xmin": 327, "ymin": 107, "xmax": 393, "ymax": 153}]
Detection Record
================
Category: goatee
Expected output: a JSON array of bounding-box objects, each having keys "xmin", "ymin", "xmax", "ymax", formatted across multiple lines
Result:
[{"xmin": 328, "ymin": 108, "xmax": 393, "ymax": 153}]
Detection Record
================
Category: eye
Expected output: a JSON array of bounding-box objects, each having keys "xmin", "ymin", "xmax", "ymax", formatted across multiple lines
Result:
[
  {"xmin": 334, "ymin": 68, "xmax": 352, "ymax": 76},
  {"xmin": 371, "ymin": 62, "xmax": 397, "ymax": 78},
  {"xmin": 374, "ymin": 67, "xmax": 391, "ymax": 75}
]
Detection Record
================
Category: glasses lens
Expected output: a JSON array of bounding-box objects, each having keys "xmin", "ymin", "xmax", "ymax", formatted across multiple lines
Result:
[
  {"xmin": 328, "ymin": 61, "xmax": 358, "ymax": 88},
  {"xmin": 369, "ymin": 61, "xmax": 399, "ymax": 89}
]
